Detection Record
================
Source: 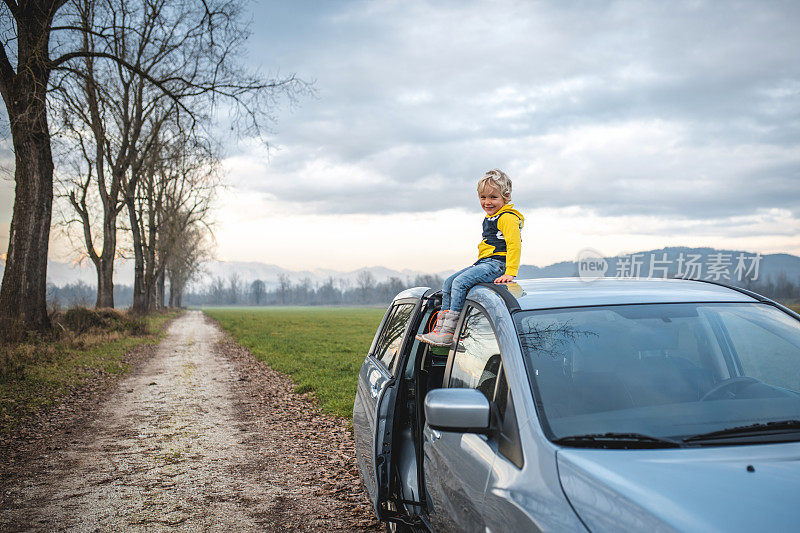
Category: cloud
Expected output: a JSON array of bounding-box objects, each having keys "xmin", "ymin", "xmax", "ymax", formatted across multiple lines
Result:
[
  {"xmin": 243, "ymin": 0, "xmax": 800, "ymax": 218},
  {"xmin": 2, "ymin": 0, "xmax": 797, "ymax": 271}
]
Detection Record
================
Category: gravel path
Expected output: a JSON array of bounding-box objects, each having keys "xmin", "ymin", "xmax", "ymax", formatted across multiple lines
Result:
[{"xmin": 0, "ymin": 310, "xmax": 378, "ymax": 532}]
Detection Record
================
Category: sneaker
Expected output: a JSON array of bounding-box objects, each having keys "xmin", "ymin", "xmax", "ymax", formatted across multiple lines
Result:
[
  {"xmin": 416, "ymin": 310, "xmax": 447, "ymax": 342},
  {"xmin": 419, "ymin": 312, "xmax": 459, "ymax": 346}
]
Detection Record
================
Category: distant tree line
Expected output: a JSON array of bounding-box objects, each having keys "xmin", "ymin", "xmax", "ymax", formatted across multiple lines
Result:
[
  {"xmin": 182, "ymin": 272, "xmax": 447, "ymax": 307},
  {"xmin": 45, "ymin": 272, "xmax": 444, "ymax": 308},
  {"xmin": 185, "ymin": 272, "xmax": 800, "ymax": 307},
  {"xmin": 741, "ymin": 272, "xmax": 800, "ymax": 303},
  {"xmin": 46, "ymin": 271, "xmax": 800, "ymax": 309}
]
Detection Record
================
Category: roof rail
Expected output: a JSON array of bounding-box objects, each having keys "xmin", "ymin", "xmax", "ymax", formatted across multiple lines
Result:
[
  {"xmin": 478, "ymin": 283, "xmax": 521, "ymax": 312},
  {"xmin": 671, "ymin": 276, "xmax": 768, "ymax": 302}
]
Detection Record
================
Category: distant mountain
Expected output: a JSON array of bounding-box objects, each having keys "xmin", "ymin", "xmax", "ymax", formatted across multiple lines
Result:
[
  {"xmin": 517, "ymin": 246, "xmax": 800, "ymax": 284},
  {"xmin": 194, "ymin": 261, "xmax": 450, "ymax": 288},
  {"xmin": 1, "ymin": 246, "xmax": 797, "ymax": 289}
]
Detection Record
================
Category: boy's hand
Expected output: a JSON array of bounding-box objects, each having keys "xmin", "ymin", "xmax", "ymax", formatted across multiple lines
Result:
[{"xmin": 494, "ymin": 274, "xmax": 515, "ymax": 284}]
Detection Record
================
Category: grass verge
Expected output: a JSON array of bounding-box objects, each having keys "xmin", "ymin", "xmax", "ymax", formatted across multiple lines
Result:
[
  {"xmin": 0, "ymin": 310, "xmax": 181, "ymax": 433},
  {"xmin": 205, "ymin": 307, "xmax": 385, "ymax": 418}
]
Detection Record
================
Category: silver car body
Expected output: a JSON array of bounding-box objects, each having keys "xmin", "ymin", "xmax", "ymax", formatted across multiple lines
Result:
[{"xmin": 353, "ymin": 278, "xmax": 800, "ymax": 532}]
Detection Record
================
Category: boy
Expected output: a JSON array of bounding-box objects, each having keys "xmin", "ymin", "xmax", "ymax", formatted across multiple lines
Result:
[{"xmin": 418, "ymin": 169, "xmax": 524, "ymax": 346}]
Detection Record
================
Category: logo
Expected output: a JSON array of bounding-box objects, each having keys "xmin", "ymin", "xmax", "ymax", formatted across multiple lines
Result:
[{"xmin": 577, "ymin": 248, "xmax": 608, "ymax": 281}]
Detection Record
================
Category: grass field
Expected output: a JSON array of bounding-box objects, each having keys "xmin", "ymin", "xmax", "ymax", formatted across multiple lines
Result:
[
  {"xmin": 205, "ymin": 307, "xmax": 385, "ymax": 418},
  {"xmin": 0, "ymin": 311, "xmax": 180, "ymax": 433}
]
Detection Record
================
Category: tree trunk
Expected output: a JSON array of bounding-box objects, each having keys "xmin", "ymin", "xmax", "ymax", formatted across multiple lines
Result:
[
  {"xmin": 95, "ymin": 213, "xmax": 116, "ymax": 307},
  {"xmin": 0, "ymin": 7, "xmax": 59, "ymax": 335},
  {"xmin": 95, "ymin": 258, "xmax": 114, "ymax": 308},
  {"xmin": 0, "ymin": 100, "xmax": 54, "ymax": 334},
  {"xmin": 167, "ymin": 269, "xmax": 175, "ymax": 307},
  {"xmin": 143, "ymin": 234, "xmax": 156, "ymax": 312},
  {"xmin": 156, "ymin": 268, "xmax": 165, "ymax": 309},
  {"xmin": 174, "ymin": 284, "xmax": 183, "ymax": 308},
  {"xmin": 143, "ymin": 268, "xmax": 154, "ymax": 312},
  {"xmin": 141, "ymin": 192, "xmax": 159, "ymax": 312},
  {"xmin": 127, "ymin": 197, "xmax": 146, "ymax": 314}
]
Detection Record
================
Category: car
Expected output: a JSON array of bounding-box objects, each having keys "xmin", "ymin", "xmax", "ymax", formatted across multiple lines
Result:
[{"xmin": 352, "ymin": 277, "xmax": 800, "ymax": 532}]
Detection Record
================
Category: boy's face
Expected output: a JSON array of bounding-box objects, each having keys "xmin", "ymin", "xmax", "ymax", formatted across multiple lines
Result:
[{"xmin": 479, "ymin": 184, "xmax": 507, "ymax": 216}]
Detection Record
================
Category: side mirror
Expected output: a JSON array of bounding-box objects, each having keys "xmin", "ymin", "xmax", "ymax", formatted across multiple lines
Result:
[{"xmin": 424, "ymin": 388, "xmax": 491, "ymax": 433}]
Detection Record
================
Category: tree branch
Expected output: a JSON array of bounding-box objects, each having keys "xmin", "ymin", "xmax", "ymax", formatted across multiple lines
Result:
[
  {"xmin": 50, "ymin": 50, "xmax": 195, "ymax": 117},
  {"xmin": 51, "ymin": 25, "xmax": 114, "ymax": 40}
]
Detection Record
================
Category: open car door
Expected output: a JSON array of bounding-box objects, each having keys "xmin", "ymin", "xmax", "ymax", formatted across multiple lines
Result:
[{"xmin": 353, "ymin": 289, "xmax": 432, "ymax": 524}]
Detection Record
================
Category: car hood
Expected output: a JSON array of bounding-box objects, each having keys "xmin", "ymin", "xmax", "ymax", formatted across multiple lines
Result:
[{"xmin": 557, "ymin": 442, "xmax": 800, "ymax": 533}]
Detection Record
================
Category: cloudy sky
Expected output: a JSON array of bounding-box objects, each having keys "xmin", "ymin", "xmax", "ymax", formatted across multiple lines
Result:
[{"xmin": 2, "ymin": 0, "xmax": 800, "ymax": 272}]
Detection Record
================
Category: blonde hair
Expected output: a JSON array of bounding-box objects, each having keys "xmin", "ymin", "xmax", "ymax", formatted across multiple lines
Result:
[{"xmin": 477, "ymin": 169, "xmax": 512, "ymax": 200}]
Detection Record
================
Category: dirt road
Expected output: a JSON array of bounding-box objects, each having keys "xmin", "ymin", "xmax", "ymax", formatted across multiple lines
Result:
[{"xmin": 0, "ymin": 311, "xmax": 378, "ymax": 532}]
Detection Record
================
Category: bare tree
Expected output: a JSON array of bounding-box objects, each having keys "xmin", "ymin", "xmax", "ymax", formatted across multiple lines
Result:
[
  {"xmin": 356, "ymin": 270, "xmax": 375, "ymax": 290},
  {"xmin": 0, "ymin": 0, "xmax": 68, "ymax": 334},
  {"xmin": 317, "ymin": 276, "xmax": 339, "ymax": 304},
  {"xmin": 249, "ymin": 279, "xmax": 265, "ymax": 306},
  {"xmin": 166, "ymin": 220, "xmax": 208, "ymax": 307},
  {"xmin": 1, "ymin": 0, "xmax": 306, "ymax": 334},
  {"xmin": 277, "ymin": 273, "xmax": 290, "ymax": 305},
  {"xmin": 126, "ymin": 130, "xmax": 217, "ymax": 313},
  {"xmin": 227, "ymin": 273, "xmax": 241, "ymax": 305},
  {"xmin": 54, "ymin": 0, "xmax": 177, "ymax": 308},
  {"xmin": 208, "ymin": 275, "xmax": 225, "ymax": 305},
  {"xmin": 356, "ymin": 269, "xmax": 375, "ymax": 304},
  {"xmin": 57, "ymin": 0, "xmax": 302, "ymax": 311}
]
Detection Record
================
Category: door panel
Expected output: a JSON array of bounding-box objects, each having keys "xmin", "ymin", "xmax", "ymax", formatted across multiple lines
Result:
[
  {"xmin": 481, "ymin": 369, "xmax": 539, "ymax": 531},
  {"xmin": 423, "ymin": 305, "xmax": 503, "ymax": 532},
  {"xmin": 424, "ymin": 428, "xmax": 496, "ymax": 533},
  {"xmin": 483, "ymin": 453, "xmax": 543, "ymax": 532},
  {"xmin": 354, "ymin": 357, "xmax": 392, "ymax": 511},
  {"xmin": 353, "ymin": 300, "xmax": 421, "ymax": 519}
]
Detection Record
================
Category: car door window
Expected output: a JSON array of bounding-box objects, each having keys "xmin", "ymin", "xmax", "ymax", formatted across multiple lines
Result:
[
  {"xmin": 449, "ymin": 307, "xmax": 524, "ymax": 468},
  {"xmin": 449, "ymin": 306, "xmax": 502, "ymax": 401},
  {"xmin": 374, "ymin": 303, "xmax": 416, "ymax": 372}
]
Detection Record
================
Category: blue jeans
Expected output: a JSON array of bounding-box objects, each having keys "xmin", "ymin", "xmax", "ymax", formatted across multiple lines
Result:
[{"xmin": 442, "ymin": 258, "xmax": 506, "ymax": 313}]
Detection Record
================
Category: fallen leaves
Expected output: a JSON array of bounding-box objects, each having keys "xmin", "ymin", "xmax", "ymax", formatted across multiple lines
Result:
[{"xmin": 217, "ymin": 337, "xmax": 381, "ymax": 531}]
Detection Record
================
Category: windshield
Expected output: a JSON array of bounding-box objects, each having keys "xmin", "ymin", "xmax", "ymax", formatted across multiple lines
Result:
[{"xmin": 516, "ymin": 302, "xmax": 800, "ymax": 444}]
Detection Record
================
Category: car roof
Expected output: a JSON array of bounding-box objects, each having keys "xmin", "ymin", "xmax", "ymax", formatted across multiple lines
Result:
[
  {"xmin": 394, "ymin": 286, "xmax": 430, "ymax": 300},
  {"xmin": 477, "ymin": 277, "xmax": 760, "ymax": 311}
]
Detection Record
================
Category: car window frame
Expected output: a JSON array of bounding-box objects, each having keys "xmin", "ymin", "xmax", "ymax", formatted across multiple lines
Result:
[
  {"xmin": 372, "ymin": 298, "xmax": 419, "ymax": 375},
  {"xmin": 704, "ymin": 310, "xmax": 743, "ymax": 378},
  {"xmin": 445, "ymin": 303, "xmax": 503, "ymax": 394},
  {"xmin": 445, "ymin": 301, "xmax": 524, "ymax": 468},
  {"xmin": 515, "ymin": 301, "xmax": 800, "ymax": 445}
]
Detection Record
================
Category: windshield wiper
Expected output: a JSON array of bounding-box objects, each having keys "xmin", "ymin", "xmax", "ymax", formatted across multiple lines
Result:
[
  {"xmin": 553, "ymin": 432, "xmax": 683, "ymax": 449},
  {"xmin": 682, "ymin": 420, "xmax": 800, "ymax": 443}
]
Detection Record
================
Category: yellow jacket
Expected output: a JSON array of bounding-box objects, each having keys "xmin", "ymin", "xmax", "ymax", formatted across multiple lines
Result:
[{"xmin": 477, "ymin": 204, "xmax": 525, "ymax": 276}]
